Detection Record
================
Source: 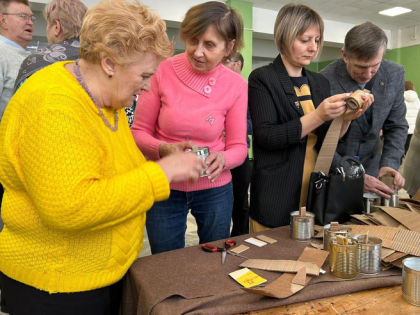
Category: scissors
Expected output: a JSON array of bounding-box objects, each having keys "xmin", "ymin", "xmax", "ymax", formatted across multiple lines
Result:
[{"xmin": 201, "ymin": 239, "xmax": 236, "ymax": 265}]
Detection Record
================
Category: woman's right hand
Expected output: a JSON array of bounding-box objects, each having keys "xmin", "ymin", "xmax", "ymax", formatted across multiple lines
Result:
[
  {"xmin": 314, "ymin": 93, "xmax": 349, "ymax": 122},
  {"xmin": 157, "ymin": 152, "xmax": 205, "ymax": 184},
  {"xmin": 158, "ymin": 141, "xmax": 195, "ymax": 157}
]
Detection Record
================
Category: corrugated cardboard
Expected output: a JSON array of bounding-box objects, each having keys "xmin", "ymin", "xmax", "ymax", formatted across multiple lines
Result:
[
  {"xmin": 240, "ymin": 259, "xmax": 321, "ymax": 276},
  {"xmin": 350, "ymin": 225, "xmax": 420, "ymax": 257},
  {"xmin": 380, "ymin": 207, "xmax": 420, "ymax": 232},
  {"xmin": 242, "ymin": 247, "xmax": 329, "ymax": 299}
]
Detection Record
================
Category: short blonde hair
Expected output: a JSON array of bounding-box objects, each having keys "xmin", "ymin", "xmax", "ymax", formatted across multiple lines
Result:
[
  {"xmin": 274, "ymin": 3, "xmax": 324, "ymax": 59},
  {"xmin": 180, "ymin": 1, "xmax": 243, "ymax": 60},
  {"xmin": 43, "ymin": 0, "xmax": 87, "ymax": 41},
  {"xmin": 79, "ymin": 0, "xmax": 173, "ymax": 66}
]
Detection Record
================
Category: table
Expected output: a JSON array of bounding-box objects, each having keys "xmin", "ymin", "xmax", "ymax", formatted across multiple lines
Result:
[
  {"xmin": 122, "ymin": 226, "xmax": 403, "ymax": 315},
  {"xmin": 245, "ymin": 285, "xmax": 419, "ymax": 314}
]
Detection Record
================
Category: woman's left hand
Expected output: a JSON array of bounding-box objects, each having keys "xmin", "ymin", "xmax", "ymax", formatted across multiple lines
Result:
[
  {"xmin": 204, "ymin": 152, "xmax": 226, "ymax": 182},
  {"xmin": 344, "ymin": 93, "xmax": 374, "ymax": 122}
]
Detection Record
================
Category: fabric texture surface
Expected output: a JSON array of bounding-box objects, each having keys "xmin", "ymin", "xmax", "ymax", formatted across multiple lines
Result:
[
  {"xmin": 131, "ymin": 52, "xmax": 248, "ymax": 192},
  {"xmin": 248, "ymin": 55, "xmax": 331, "ymax": 228},
  {"xmin": 121, "ymin": 226, "xmax": 401, "ymax": 315},
  {"xmin": 0, "ymin": 61, "xmax": 170, "ymax": 293},
  {"xmin": 0, "ymin": 39, "xmax": 30, "ymax": 120},
  {"xmin": 320, "ymin": 58, "xmax": 408, "ymax": 177}
]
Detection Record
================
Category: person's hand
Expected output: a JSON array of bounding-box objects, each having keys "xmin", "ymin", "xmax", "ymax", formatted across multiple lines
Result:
[
  {"xmin": 344, "ymin": 93, "xmax": 374, "ymax": 122},
  {"xmin": 158, "ymin": 141, "xmax": 195, "ymax": 158},
  {"xmin": 364, "ymin": 174, "xmax": 395, "ymax": 199},
  {"xmin": 204, "ymin": 152, "xmax": 226, "ymax": 183},
  {"xmin": 157, "ymin": 152, "xmax": 205, "ymax": 184},
  {"xmin": 314, "ymin": 93, "xmax": 349, "ymax": 122},
  {"xmin": 378, "ymin": 166, "xmax": 405, "ymax": 190}
]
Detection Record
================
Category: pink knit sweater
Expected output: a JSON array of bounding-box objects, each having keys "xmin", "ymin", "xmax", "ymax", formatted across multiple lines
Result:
[{"xmin": 132, "ymin": 53, "xmax": 248, "ymax": 192}]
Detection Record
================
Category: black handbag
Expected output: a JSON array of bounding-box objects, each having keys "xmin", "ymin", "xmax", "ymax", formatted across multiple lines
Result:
[{"xmin": 307, "ymin": 155, "xmax": 365, "ymax": 225}]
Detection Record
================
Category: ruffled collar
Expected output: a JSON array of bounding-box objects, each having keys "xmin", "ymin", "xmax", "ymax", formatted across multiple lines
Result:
[{"xmin": 171, "ymin": 53, "xmax": 223, "ymax": 98}]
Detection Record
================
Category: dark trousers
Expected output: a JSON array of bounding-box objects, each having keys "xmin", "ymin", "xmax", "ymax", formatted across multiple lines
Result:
[
  {"xmin": 0, "ymin": 272, "xmax": 123, "ymax": 315},
  {"xmin": 230, "ymin": 156, "xmax": 251, "ymax": 237}
]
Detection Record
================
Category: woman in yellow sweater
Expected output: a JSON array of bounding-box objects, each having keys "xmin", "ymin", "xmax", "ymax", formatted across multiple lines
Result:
[{"xmin": 0, "ymin": 1, "xmax": 204, "ymax": 314}]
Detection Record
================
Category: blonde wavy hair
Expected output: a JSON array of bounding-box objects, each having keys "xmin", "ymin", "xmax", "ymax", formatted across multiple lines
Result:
[
  {"xmin": 43, "ymin": 0, "xmax": 87, "ymax": 41},
  {"xmin": 79, "ymin": 0, "xmax": 173, "ymax": 66}
]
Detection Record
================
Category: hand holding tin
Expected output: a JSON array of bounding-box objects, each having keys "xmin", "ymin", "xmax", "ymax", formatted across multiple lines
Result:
[{"xmin": 204, "ymin": 152, "xmax": 226, "ymax": 182}]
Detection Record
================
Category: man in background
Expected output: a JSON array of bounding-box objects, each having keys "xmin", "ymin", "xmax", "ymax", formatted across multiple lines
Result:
[
  {"xmin": 224, "ymin": 52, "xmax": 252, "ymax": 236},
  {"xmin": 0, "ymin": 1, "xmax": 33, "ymax": 312},
  {"xmin": 321, "ymin": 22, "xmax": 407, "ymax": 198}
]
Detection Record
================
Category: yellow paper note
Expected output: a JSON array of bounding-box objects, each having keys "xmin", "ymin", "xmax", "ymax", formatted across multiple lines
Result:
[{"xmin": 229, "ymin": 268, "xmax": 267, "ymax": 288}]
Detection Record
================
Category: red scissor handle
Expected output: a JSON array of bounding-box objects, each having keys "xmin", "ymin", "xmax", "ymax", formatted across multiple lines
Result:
[
  {"xmin": 225, "ymin": 239, "xmax": 236, "ymax": 249},
  {"xmin": 201, "ymin": 244, "xmax": 222, "ymax": 253}
]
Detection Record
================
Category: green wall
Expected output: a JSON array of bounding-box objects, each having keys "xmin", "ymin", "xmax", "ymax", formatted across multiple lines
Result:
[{"xmin": 385, "ymin": 45, "xmax": 420, "ymax": 92}]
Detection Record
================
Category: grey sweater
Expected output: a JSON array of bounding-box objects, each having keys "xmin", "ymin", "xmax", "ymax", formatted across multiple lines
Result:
[{"xmin": 0, "ymin": 40, "xmax": 30, "ymax": 121}]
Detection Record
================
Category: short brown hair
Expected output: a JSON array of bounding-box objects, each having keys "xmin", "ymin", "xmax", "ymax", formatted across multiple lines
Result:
[
  {"xmin": 405, "ymin": 81, "xmax": 415, "ymax": 91},
  {"xmin": 79, "ymin": 0, "xmax": 173, "ymax": 66},
  {"xmin": 344, "ymin": 22, "xmax": 387, "ymax": 61},
  {"xmin": 179, "ymin": 1, "xmax": 244, "ymax": 59},
  {"xmin": 43, "ymin": 0, "xmax": 87, "ymax": 41},
  {"xmin": 0, "ymin": 0, "xmax": 30, "ymax": 13},
  {"xmin": 274, "ymin": 3, "xmax": 324, "ymax": 59}
]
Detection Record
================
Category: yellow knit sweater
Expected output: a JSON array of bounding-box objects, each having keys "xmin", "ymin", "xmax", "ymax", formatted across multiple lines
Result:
[{"xmin": 0, "ymin": 61, "xmax": 170, "ymax": 293}]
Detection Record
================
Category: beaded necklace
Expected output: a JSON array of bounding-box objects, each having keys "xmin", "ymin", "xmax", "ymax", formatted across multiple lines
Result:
[{"xmin": 73, "ymin": 60, "xmax": 118, "ymax": 131}]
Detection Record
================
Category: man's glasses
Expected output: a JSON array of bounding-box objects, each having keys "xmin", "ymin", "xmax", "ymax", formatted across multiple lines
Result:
[{"xmin": 2, "ymin": 13, "xmax": 36, "ymax": 23}]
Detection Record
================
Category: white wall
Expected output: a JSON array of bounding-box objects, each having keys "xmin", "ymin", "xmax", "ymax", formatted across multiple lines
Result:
[{"xmin": 392, "ymin": 25, "xmax": 420, "ymax": 49}]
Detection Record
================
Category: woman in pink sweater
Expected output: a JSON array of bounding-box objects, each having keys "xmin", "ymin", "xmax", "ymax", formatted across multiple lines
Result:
[{"xmin": 132, "ymin": 1, "xmax": 248, "ymax": 254}]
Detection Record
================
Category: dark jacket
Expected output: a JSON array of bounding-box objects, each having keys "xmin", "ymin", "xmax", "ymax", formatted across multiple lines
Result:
[
  {"xmin": 321, "ymin": 59, "xmax": 408, "ymax": 177},
  {"xmin": 248, "ymin": 55, "xmax": 331, "ymax": 228}
]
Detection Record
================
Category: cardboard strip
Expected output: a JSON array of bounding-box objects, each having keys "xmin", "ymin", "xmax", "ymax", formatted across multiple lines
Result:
[
  {"xmin": 230, "ymin": 244, "xmax": 249, "ymax": 254},
  {"xmin": 313, "ymin": 114, "xmax": 344, "ymax": 174},
  {"xmin": 256, "ymin": 235, "xmax": 277, "ymax": 244},
  {"xmin": 240, "ymin": 259, "xmax": 321, "ymax": 276},
  {"xmin": 382, "ymin": 251, "xmax": 407, "ymax": 263},
  {"xmin": 380, "ymin": 207, "xmax": 420, "ymax": 232},
  {"xmin": 292, "ymin": 267, "xmax": 307, "ymax": 286},
  {"xmin": 243, "ymin": 247, "xmax": 329, "ymax": 299},
  {"xmin": 381, "ymin": 248, "xmax": 396, "ymax": 260}
]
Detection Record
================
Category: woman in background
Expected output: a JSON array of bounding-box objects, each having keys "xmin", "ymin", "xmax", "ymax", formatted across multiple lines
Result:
[
  {"xmin": 402, "ymin": 80, "xmax": 420, "ymax": 160},
  {"xmin": 0, "ymin": 1, "xmax": 204, "ymax": 314},
  {"xmin": 132, "ymin": 1, "xmax": 248, "ymax": 254},
  {"xmin": 14, "ymin": 0, "xmax": 87, "ymax": 91},
  {"xmin": 248, "ymin": 3, "xmax": 372, "ymax": 231}
]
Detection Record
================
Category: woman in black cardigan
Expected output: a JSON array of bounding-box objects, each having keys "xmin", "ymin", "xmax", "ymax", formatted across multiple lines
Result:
[{"xmin": 248, "ymin": 3, "xmax": 372, "ymax": 230}]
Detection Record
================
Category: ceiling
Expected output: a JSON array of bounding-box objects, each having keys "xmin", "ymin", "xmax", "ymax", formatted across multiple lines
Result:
[{"xmin": 251, "ymin": 0, "xmax": 420, "ymax": 31}]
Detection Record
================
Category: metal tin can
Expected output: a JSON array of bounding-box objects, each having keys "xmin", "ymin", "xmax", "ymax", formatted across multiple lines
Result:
[
  {"xmin": 329, "ymin": 237, "xmax": 358, "ymax": 280},
  {"xmin": 402, "ymin": 257, "xmax": 420, "ymax": 307},
  {"xmin": 185, "ymin": 147, "xmax": 210, "ymax": 177},
  {"xmin": 290, "ymin": 211, "xmax": 314, "ymax": 242},
  {"xmin": 354, "ymin": 234, "xmax": 382, "ymax": 275},
  {"xmin": 323, "ymin": 224, "xmax": 352, "ymax": 252}
]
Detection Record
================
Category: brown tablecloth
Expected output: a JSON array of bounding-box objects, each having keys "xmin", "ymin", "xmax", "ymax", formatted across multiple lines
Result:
[{"xmin": 121, "ymin": 226, "xmax": 402, "ymax": 315}]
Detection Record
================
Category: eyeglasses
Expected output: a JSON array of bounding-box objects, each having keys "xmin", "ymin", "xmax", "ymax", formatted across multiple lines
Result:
[
  {"xmin": 2, "ymin": 13, "xmax": 36, "ymax": 23},
  {"xmin": 226, "ymin": 60, "xmax": 238, "ymax": 65}
]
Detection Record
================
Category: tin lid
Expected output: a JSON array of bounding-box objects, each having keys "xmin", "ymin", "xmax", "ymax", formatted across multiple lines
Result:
[{"xmin": 403, "ymin": 257, "xmax": 420, "ymax": 274}]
